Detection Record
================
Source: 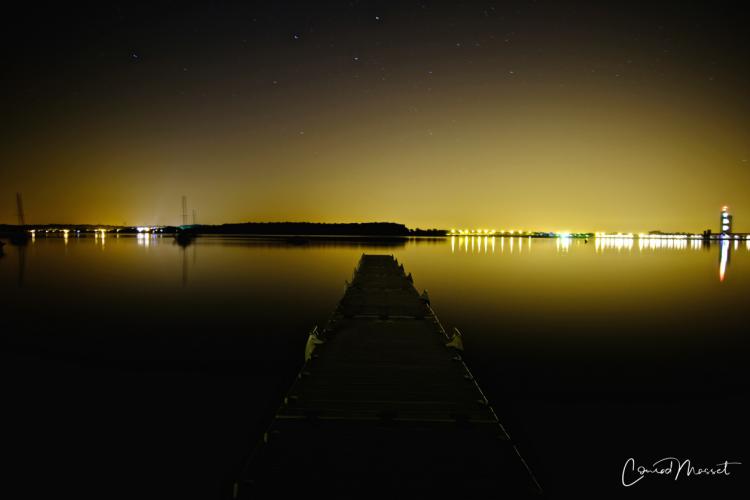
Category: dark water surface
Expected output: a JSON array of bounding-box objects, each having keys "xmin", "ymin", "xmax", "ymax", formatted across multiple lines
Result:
[{"xmin": 2, "ymin": 235, "xmax": 748, "ymax": 498}]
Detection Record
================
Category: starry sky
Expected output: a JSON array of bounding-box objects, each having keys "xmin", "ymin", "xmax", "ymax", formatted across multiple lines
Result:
[{"xmin": 2, "ymin": 1, "xmax": 749, "ymax": 231}]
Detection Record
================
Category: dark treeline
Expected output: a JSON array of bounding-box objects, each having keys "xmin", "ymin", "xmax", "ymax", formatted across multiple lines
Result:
[
  {"xmin": 0, "ymin": 222, "xmax": 447, "ymax": 237},
  {"xmin": 203, "ymin": 222, "xmax": 409, "ymax": 235},
  {"xmin": 193, "ymin": 222, "xmax": 446, "ymax": 236}
]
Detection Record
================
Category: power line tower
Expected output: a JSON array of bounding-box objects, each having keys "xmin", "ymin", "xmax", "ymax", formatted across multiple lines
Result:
[
  {"xmin": 192, "ymin": 208, "xmax": 197, "ymax": 226},
  {"xmin": 182, "ymin": 195, "xmax": 188, "ymax": 226},
  {"xmin": 16, "ymin": 192, "xmax": 25, "ymax": 227}
]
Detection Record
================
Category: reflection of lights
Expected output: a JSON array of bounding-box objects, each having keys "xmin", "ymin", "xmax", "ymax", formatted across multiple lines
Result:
[
  {"xmin": 556, "ymin": 234, "xmax": 571, "ymax": 252},
  {"xmin": 137, "ymin": 232, "xmax": 151, "ymax": 247},
  {"xmin": 500, "ymin": 236, "xmax": 504, "ymax": 253},
  {"xmin": 451, "ymin": 235, "xmax": 455, "ymax": 253},
  {"xmin": 510, "ymin": 236, "xmax": 514, "ymax": 253},
  {"xmin": 483, "ymin": 236, "xmax": 488, "ymax": 254},
  {"xmin": 491, "ymin": 236, "xmax": 495, "ymax": 253},
  {"xmin": 596, "ymin": 235, "xmax": 634, "ymax": 252},
  {"xmin": 719, "ymin": 239, "xmax": 730, "ymax": 282}
]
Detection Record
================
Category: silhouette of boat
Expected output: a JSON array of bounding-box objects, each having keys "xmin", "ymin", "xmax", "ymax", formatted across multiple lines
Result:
[{"xmin": 174, "ymin": 228, "xmax": 197, "ymax": 247}]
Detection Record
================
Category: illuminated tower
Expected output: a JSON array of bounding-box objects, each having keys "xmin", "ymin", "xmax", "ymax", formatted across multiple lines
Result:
[{"xmin": 720, "ymin": 206, "xmax": 732, "ymax": 235}]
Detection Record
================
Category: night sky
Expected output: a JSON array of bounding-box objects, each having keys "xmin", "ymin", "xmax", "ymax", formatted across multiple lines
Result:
[{"xmin": 2, "ymin": 1, "xmax": 749, "ymax": 231}]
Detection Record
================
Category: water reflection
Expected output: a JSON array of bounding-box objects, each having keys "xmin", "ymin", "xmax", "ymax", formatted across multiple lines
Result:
[
  {"xmin": 449, "ymin": 235, "xmax": 535, "ymax": 255},
  {"xmin": 595, "ymin": 236, "xmax": 634, "ymax": 252},
  {"xmin": 556, "ymin": 235, "xmax": 571, "ymax": 252},
  {"xmin": 447, "ymin": 235, "xmax": 748, "ymax": 282},
  {"xmin": 136, "ymin": 232, "xmax": 151, "ymax": 248},
  {"xmin": 719, "ymin": 239, "xmax": 730, "ymax": 282}
]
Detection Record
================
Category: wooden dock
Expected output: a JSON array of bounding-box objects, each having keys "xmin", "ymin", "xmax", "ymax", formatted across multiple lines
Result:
[{"xmin": 236, "ymin": 254, "xmax": 541, "ymax": 497}]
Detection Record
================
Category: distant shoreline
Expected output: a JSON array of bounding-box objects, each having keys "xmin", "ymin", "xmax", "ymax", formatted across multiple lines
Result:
[
  {"xmin": 1, "ymin": 223, "xmax": 746, "ymax": 240},
  {"xmin": 0, "ymin": 222, "xmax": 446, "ymax": 237}
]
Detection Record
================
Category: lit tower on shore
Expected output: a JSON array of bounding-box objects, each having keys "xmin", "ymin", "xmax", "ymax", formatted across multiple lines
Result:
[{"xmin": 720, "ymin": 206, "xmax": 733, "ymax": 235}]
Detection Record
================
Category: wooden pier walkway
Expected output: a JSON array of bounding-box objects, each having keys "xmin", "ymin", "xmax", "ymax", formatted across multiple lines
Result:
[{"xmin": 236, "ymin": 254, "xmax": 541, "ymax": 498}]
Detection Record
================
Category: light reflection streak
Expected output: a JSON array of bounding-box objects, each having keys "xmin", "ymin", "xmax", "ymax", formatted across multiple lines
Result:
[
  {"xmin": 137, "ymin": 232, "xmax": 151, "ymax": 248},
  {"xmin": 449, "ymin": 233, "xmax": 747, "ymax": 282},
  {"xmin": 556, "ymin": 235, "xmax": 571, "ymax": 252},
  {"xmin": 719, "ymin": 239, "xmax": 730, "ymax": 282},
  {"xmin": 595, "ymin": 236, "xmax": 633, "ymax": 252}
]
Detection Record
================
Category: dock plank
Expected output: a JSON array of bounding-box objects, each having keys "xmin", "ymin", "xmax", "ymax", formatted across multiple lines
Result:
[{"xmin": 237, "ymin": 254, "xmax": 541, "ymax": 498}]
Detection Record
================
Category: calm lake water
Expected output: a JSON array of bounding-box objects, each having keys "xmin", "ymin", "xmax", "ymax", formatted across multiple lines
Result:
[{"xmin": 2, "ymin": 235, "xmax": 748, "ymax": 498}]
